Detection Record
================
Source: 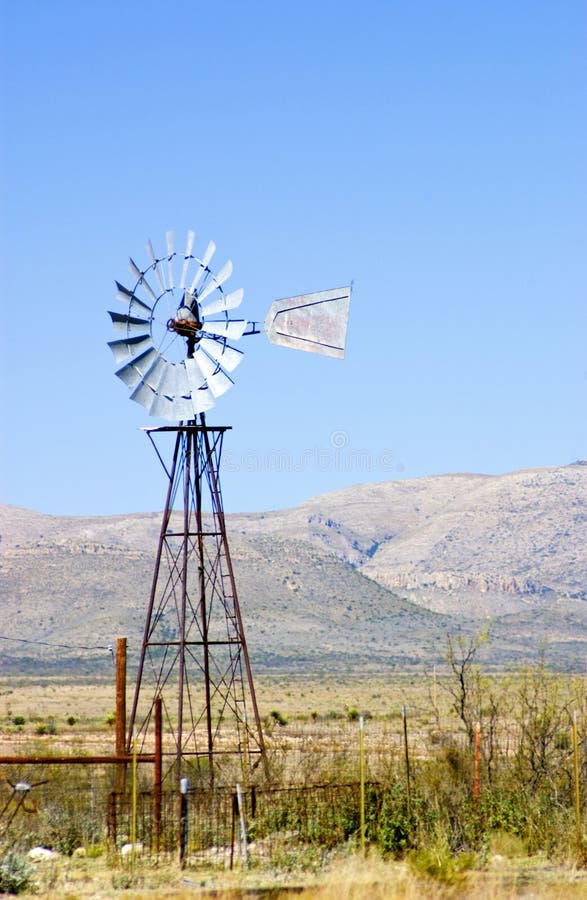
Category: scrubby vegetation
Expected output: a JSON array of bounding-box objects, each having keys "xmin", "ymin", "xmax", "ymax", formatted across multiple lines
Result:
[
  {"xmin": 0, "ymin": 851, "xmax": 34, "ymax": 895},
  {"xmin": 2, "ymin": 641, "xmax": 587, "ymax": 896}
]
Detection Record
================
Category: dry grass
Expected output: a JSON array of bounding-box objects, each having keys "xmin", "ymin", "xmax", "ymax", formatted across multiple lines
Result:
[
  {"xmin": 4, "ymin": 670, "xmax": 587, "ymax": 898},
  {"xmin": 0, "ymin": 671, "xmax": 436, "ymax": 720},
  {"xmin": 0, "ymin": 670, "xmax": 440, "ymax": 759},
  {"xmin": 12, "ymin": 851, "xmax": 587, "ymax": 899}
]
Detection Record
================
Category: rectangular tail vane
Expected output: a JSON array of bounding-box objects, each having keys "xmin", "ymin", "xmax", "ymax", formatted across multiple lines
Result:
[{"xmin": 263, "ymin": 286, "xmax": 351, "ymax": 359}]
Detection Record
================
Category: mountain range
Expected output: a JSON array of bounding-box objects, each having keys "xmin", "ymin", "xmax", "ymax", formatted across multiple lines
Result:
[{"xmin": 1, "ymin": 461, "xmax": 586, "ymax": 674}]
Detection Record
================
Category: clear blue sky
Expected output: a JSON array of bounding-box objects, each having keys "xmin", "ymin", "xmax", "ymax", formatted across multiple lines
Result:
[{"xmin": 1, "ymin": 0, "xmax": 585, "ymax": 516}]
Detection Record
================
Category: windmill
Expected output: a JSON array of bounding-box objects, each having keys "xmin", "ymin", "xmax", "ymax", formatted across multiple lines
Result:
[{"xmin": 108, "ymin": 230, "xmax": 350, "ymax": 783}]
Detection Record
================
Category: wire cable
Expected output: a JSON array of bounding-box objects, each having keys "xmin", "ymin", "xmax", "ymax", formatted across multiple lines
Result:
[{"xmin": 0, "ymin": 634, "xmax": 112, "ymax": 652}]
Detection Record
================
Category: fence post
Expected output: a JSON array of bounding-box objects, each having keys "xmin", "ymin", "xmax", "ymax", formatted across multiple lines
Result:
[
  {"xmin": 359, "ymin": 715, "xmax": 366, "ymax": 855},
  {"xmin": 473, "ymin": 722, "xmax": 481, "ymax": 807},
  {"xmin": 154, "ymin": 697, "xmax": 162, "ymax": 854},
  {"xmin": 130, "ymin": 737, "xmax": 137, "ymax": 872},
  {"xmin": 230, "ymin": 792, "xmax": 237, "ymax": 870},
  {"xmin": 235, "ymin": 783, "xmax": 248, "ymax": 867},
  {"xmin": 179, "ymin": 777, "xmax": 189, "ymax": 868},
  {"xmin": 402, "ymin": 705, "xmax": 412, "ymax": 817},
  {"xmin": 107, "ymin": 790, "xmax": 117, "ymax": 848},
  {"xmin": 115, "ymin": 637, "xmax": 127, "ymax": 794},
  {"xmin": 573, "ymin": 712, "xmax": 581, "ymax": 835}
]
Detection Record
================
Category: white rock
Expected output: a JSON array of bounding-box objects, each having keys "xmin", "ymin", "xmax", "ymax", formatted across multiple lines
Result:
[
  {"xmin": 120, "ymin": 842, "xmax": 143, "ymax": 858},
  {"xmin": 28, "ymin": 847, "xmax": 60, "ymax": 861}
]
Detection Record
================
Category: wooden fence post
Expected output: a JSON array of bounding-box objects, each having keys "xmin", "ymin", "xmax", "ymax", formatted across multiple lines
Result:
[
  {"xmin": 115, "ymin": 637, "xmax": 127, "ymax": 794},
  {"xmin": 154, "ymin": 697, "xmax": 162, "ymax": 854}
]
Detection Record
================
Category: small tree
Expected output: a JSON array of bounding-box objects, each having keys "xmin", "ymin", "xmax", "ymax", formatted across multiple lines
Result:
[
  {"xmin": 445, "ymin": 628, "xmax": 490, "ymax": 749},
  {"xmin": 512, "ymin": 654, "xmax": 573, "ymax": 791}
]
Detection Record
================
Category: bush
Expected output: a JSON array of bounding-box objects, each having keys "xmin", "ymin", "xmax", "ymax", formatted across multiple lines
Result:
[
  {"xmin": 0, "ymin": 851, "xmax": 34, "ymax": 895},
  {"xmin": 270, "ymin": 709, "xmax": 288, "ymax": 727},
  {"xmin": 408, "ymin": 842, "xmax": 476, "ymax": 885},
  {"xmin": 377, "ymin": 786, "xmax": 414, "ymax": 855},
  {"xmin": 35, "ymin": 718, "xmax": 57, "ymax": 736}
]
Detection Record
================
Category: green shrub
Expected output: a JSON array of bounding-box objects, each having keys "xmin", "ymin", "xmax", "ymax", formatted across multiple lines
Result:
[
  {"xmin": 270, "ymin": 709, "xmax": 288, "ymax": 727},
  {"xmin": 0, "ymin": 851, "xmax": 34, "ymax": 895},
  {"xmin": 35, "ymin": 718, "xmax": 57, "ymax": 736},
  {"xmin": 408, "ymin": 841, "xmax": 476, "ymax": 884},
  {"xmin": 377, "ymin": 787, "xmax": 414, "ymax": 855},
  {"xmin": 112, "ymin": 871, "xmax": 134, "ymax": 890}
]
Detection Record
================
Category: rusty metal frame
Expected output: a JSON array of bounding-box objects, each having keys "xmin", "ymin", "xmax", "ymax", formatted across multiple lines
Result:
[{"xmin": 126, "ymin": 414, "xmax": 266, "ymax": 785}]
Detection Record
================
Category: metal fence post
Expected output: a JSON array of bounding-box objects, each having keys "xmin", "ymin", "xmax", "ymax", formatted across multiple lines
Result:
[
  {"xmin": 179, "ymin": 777, "xmax": 189, "ymax": 867},
  {"xmin": 236, "ymin": 783, "xmax": 248, "ymax": 867},
  {"xmin": 107, "ymin": 790, "xmax": 117, "ymax": 848},
  {"xmin": 402, "ymin": 705, "xmax": 412, "ymax": 817}
]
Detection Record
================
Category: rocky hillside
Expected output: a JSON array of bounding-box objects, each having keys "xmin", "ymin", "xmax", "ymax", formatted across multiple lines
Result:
[
  {"xmin": 1, "ymin": 462, "xmax": 586, "ymax": 674},
  {"xmin": 232, "ymin": 462, "xmax": 587, "ymax": 617}
]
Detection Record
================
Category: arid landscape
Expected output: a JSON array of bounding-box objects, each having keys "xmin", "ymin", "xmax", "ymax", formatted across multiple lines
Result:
[
  {"xmin": 2, "ymin": 667, "xmax": 587, "ymax": 898},
  {"xmin": 2, "ymin": 463, "xmax": 587, "ymax": 897},
  {"xmin": 1, "ymin": 462, "xmax": 587, "ymax": 675},
  {"xmin": 3, "ymin": 0, "xmax": 584, "ymax": 893}
]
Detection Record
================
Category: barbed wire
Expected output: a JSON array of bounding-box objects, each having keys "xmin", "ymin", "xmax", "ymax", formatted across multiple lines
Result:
[{"xmin": 0, "ymin": 634, "xmax": 112, "ymax": 653}]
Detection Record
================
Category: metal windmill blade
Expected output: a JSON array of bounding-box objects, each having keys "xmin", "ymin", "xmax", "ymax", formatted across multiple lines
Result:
[
  {"xmin": 108, "ymin": 230, "xmax": 248, "ymax": 421},
  {"xmin": 108, "ymin": 229, "xmax": 351, "ymax": 421}
]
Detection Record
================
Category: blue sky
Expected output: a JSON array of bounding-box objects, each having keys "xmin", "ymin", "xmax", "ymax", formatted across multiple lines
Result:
[{"xmin": 1, "ymin": 0, "xmax": 585, "ymax": 516}]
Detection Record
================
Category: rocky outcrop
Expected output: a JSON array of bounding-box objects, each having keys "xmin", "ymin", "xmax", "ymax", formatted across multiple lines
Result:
[{"xmin": 367, "ymin": 569, "xmax": 553, "ymax": 596}]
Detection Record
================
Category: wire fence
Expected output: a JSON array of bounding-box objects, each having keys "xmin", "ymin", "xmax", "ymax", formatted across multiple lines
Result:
[
  {"xmin": 2, "ymin": 694, "xmax": 587, "ymax": 869},
  {"xmin": 0, "ymin": 761, "xmax": 373, "ymax": 867},
  {"xmin": 107, "ymin": 781, "xmax": 370, "ymax": 867}
]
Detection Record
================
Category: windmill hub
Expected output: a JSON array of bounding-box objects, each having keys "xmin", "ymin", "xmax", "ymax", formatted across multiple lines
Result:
[{"xmin": 166, "ymin": 307, "xmax": 203, "ymax": 339}]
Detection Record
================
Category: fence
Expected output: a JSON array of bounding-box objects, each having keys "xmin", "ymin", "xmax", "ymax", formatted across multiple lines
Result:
[
  {"xmin": 2, "ymin": 694, "xmax": 587, "ymax": 868},
  {"xmin": 107, "ymin": 781, "xmax": 370, "ymax": 867}
]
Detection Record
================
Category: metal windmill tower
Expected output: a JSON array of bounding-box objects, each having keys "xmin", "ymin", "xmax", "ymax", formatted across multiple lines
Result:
[{"xmin": 108, "ymin": 230, "xmax": 350, "ymax": 784}]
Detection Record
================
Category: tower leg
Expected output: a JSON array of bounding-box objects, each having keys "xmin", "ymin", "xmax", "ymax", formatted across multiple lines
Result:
[{"xmin": 127, "ymin": 417, "xmax": 266, "ymax": 784}]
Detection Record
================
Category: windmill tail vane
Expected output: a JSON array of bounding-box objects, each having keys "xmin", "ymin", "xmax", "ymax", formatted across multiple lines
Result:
[{"xmin": 262, "ymin": 286, "xmax": 351, "ymax": 359}]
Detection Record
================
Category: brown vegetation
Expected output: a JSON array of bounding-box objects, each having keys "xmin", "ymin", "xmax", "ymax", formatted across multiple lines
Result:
[{"xmin": 3, "ymin": 646, "xmax": 587, "ymax": 896}]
